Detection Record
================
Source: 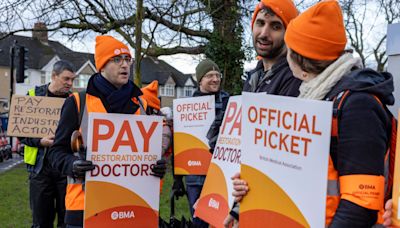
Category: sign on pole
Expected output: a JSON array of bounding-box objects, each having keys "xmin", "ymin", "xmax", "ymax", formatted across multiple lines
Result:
[
  {"xmin": 173, "ymin": 95, "xmax": 215, "ymax": 175},
  {"xmin": 84, "ymin": 113, "xmax": 163, "ymax": 228},
  {"xmin": 7, "ymin": 95, "xmax": 64, "ymax": 138},
  {"xmin": 240, "ymin": 93, "xmax": 332, "ymax": 228}
]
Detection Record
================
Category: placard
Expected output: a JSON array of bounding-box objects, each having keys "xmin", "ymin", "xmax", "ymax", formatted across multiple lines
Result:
[
  {"xmin": 240, "ymin": 93, "xmax": 332, "ymax": 228},
  {"xmin": 7, "ymin": 95, "xmax": 64, "ymax": 138},
  {"xmin": 195, "ymin": 96, "xmax": 242, "ymax": 227},
  {"xmin": 84, "ymin": 113, "xmax": 163, "ymax": 228},
  {"xmin": 173, "ymin": 95, "xmax": 215, "ymax": 175}
]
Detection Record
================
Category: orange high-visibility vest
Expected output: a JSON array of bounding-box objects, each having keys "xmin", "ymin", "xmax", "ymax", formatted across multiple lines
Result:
[
  {"xmin": 65, "ymin": 92, "xmax": 147, "ymax": 224},
  {"xmin": 325, "ymin": 90, "xmax": 387, "ymax": 226}
]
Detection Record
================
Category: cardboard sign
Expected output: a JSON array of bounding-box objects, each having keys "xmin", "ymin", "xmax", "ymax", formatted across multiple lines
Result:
[
  {"xmin": 391, "ymin": 110, "xmax": 400, "ymax": 227},
  {"xmin": 173, "ymin": 95, "xmax": 215, "ymax": 175},
  {"xmin": 195, "ymin": 96, "xmax": 242, "ymax": 228},
  {"xmin": 240, "ymin": 93, "xmax": 332, "ymax": 228},
  {"xmin": 7, "ymin": 95, "xmax": 65, "ymax": 138},
  {"xmin": 84, "ymin": 113, "xmax": 163, "ymax": 228}
]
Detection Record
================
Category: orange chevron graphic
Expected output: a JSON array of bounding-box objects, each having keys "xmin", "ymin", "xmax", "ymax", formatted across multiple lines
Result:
[{"xmin": 240, "ymin": 164, "xmax": 309, "ymax": 228}]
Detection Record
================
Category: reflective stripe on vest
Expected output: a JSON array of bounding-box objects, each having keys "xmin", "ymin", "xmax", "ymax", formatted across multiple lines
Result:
[
  {"xmin": 326, "ymin": 90, "xmax": 387, "ymax": 226},
  {"xmin": 24, "ymin": 89, "xmax": 39, "ymax": 165},
  {"xmin": 65, "ymin": 93, "xmax": 147, "ymax": 212}
]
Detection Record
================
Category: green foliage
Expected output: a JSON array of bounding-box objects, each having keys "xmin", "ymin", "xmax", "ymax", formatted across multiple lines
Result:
[
  {"xmin": 0, "ymin": 164, "xmax": 31, "ymax": 227},
  {"xmin": 0, "ymin": 162, "xmax": 190, "ymax": 227},
  {"xmin": 205, "ymin": 1, "xmax": 246, "ymax": 95},
  {"xmin": 159, "ymin": 161, "xmax": 191, "ymax": 222}
]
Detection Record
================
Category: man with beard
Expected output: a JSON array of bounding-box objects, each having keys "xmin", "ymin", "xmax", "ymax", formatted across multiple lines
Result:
[
  {"xmin": 242, "ymin": 0, "xmax": 301, "ymax": 96},
  {"xmin": 224, "ymin": 0, "xmax": 301, "ymax": 227},
  {"xmin": 183, "ymin": 59, "xmax": 229, "ymax": 227},
  {"xmin": 47, "ymin": 35, "xmax": 166, "ymax": 227}
]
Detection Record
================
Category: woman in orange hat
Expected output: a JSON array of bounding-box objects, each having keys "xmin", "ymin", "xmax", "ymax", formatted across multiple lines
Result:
[{"xmin": 232, "ymin": 1, "xmax": 395, "ymax": 227}]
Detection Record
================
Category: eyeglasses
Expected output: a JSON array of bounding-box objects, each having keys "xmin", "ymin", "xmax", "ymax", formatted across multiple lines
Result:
[
  {"xmin": 203, "ymin": 72, "xmax": 222, "ymax": 79},
  {"xmin": 110, "ymin": 55, "xmax": 132, "ymax": 65}
]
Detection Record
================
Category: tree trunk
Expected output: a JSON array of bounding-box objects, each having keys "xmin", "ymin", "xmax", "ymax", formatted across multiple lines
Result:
[
  {"xmin": 134, "ymin": 0, "xmax": 143, "ymax": 87},
  {"xmin": 204, "ymin": 0, "xmax": 244, "ymax": 95}
]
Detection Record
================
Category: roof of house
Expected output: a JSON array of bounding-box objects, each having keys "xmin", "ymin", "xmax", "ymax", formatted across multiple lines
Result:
[
  {"xmin": 0, "ymin": 35, "xmax": 95, "ymax": 71},
  {"xmin": 135, "ymin": 57, "xmax": 197, "ymax": 87},
  {"xmin": 0, "ymin": 35, "xmax": 197, "ymax": 88}
]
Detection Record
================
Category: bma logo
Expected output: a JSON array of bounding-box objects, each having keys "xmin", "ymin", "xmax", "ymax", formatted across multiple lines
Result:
[
  {"xmin": 188, "ymin": 160, "xmax": 201, "ymax": 167},
  {"xmin": 208, "ymin": 198, "xmax": 220, "ymax": 210},
  {"xmin": 358, "ymin": 184, "xmax": 376, "ymax": 190},
  {"xmin": 111, "ymin": 211, "xmax": 135, "ymax": 220}
]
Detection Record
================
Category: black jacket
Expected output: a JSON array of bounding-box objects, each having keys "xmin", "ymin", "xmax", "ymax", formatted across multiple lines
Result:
[
  {"xmin": 242, "ymin": 57, "xmax": 301, "ymax": 97},
  {"xmin": 325, "ymin": 68, "xmax": 394, "ymax": 228},
  {"xmin": 20, "ymin": 84, "xmax": 70, "ymax": 174},
  {"xmin": 47, "ymin": 74, "xmax": 143, "ymax": 177}
]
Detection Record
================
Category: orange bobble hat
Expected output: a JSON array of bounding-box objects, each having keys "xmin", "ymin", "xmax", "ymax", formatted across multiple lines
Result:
[
  {"xmin": 95, "ymin": 35, "xmax": 131, "ymax": 71},
  {"xmin": 284, "ymin": 0, "xmax": 347, "ymax": 60},
  {"xmin": 251, "ymin": 0, "xmax": 298, "ymax": 29},
  {"xmin": 141, "ymin": 80, "xmax": 161, "ymax": 110}
]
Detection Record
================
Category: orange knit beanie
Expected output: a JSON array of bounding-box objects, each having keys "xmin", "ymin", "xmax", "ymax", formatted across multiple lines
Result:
[
  {"xmin": 251, "ymin": 0, "xmax": 298, "ymax": 29},
  {"xmin": 141, "ymin": 80, "xmax": 160, "ymax": 110},
  {"xmin": 285, "ymin": 0, "xmax": 347, "ymax": 60},
  {"xmin": 95, "ymin": 35, "xmax": 131, "ymax": 71}
]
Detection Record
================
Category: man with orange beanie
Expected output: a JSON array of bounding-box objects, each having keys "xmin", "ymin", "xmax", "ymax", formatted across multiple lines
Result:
[
  {"xmin": 141, "ymin": 80, "xmax": 173, "ymax": 157},
  {"xmin": 283, "ymin": 1, "xmax": 392, "ymax": 226},
  {"xmin": 47, "ymin": 35, "xmax": 167, "ymax": 227},
  {"xmin": 225, "ymin": 0, "xmax": 302, "ymax": 226},
  {"xmin": 141, "ymin": 80, "xmax": 161, "ymax": 114},
  {"xmin": 232, "ymin": 0, "xmax": 394, "ymax": 227},
  {"xmin": 242, "ymin": 0, "xmax": 301, "ymax": 95}
]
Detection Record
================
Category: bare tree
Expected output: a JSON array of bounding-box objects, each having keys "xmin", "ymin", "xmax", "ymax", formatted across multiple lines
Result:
[
  {"xmin": 0, "ymin": 0, "xmax": 249, "ymax": 92},
  {"xmin": 340, "ymin": 0, "xmax": 400, "ymax": 71}
]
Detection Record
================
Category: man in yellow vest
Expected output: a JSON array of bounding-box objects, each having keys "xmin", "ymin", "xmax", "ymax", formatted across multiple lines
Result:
[
  {"xmin": 20, "ymin": 60, "xmax": 76, "ymax": 228},
  {"xmin": 47, "ymin": 35, "xmax": 167, "ymax": 227}
]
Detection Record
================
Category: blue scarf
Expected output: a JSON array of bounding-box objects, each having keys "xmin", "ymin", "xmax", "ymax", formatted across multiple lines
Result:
[{"xmin": 93, "ymin": 74, "xmax": 134, "ymax": 113}]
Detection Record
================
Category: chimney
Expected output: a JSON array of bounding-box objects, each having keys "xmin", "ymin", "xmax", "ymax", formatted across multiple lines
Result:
[{"xmin": 32, "ymin": 22, "xmax": 48, "ymax": 44}]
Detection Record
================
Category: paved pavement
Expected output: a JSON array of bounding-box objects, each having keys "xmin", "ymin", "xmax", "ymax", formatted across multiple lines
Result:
[{"xmin": 0, "ymin": 154, "xmax": 23, "ymax": 174}]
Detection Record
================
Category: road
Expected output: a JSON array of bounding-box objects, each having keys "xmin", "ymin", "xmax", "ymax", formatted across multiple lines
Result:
[{"xmin": 0, "ymin": 154, "xmax": 23, "ymax": 174}]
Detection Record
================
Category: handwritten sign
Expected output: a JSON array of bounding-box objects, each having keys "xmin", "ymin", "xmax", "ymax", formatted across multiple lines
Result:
[{"xmin": 7, "ymin": 95, "xmax": 65, "ymax": 138}]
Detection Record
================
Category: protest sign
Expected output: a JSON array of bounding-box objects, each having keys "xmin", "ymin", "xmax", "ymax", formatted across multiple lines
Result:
[
  {"xmin": 240, "ymin": 93, "xmax": 332, "ymax": 228},
  {"xmin": 173, "ymin": 95, "xmax": 215, "ymax": 175},
  {"xmin": 195, "ymin": 96, "xmax": 242, "ymax": 227},
  {"xmin": 84, "ymin": 113, "xmax": 163, "ymax": 228},
  {"xmin": 7, "ymin": 95, "xmax": 64, "ymax": 138}
]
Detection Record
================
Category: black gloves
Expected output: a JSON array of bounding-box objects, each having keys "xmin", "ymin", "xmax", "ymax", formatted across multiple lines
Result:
[
  {"xmin": 72, "ymin": 159, "xmax": 95, "ymax": 178},
  {"xmin": 151, "ymin": 158, "xmax": 167, "ymax": 178},
  {"xmin": 172, "ymin": 175, "xmax": 186, "ymax": 199}
]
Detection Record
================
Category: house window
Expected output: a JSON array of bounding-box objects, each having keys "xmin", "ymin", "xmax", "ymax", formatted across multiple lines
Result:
[
  {"xmin": 73, "ymin": 74, "xmax": 90, "ymax": 89},
  {"xmin": 184, "ymin": 86, "xmax": 195, "ymax": 97},
  {"xmin": 159, "ymin": 84, "xmax": 175, "ymax": 97},
  {"xmin": 41, "ymin": 71, "xmax": 51, "ymax": 84},
  {"xmin": 41, "ymin": 72, "xmax": 46, "ymax": 84}
]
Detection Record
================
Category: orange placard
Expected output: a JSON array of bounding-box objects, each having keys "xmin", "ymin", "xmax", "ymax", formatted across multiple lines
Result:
[
  {"xmin": 391, "ymin": 110, "xmax": 400, "ymax": 227},
  {"xmin": 173, "ymin": 96, "xmax": 215, "ymax": 175},
  {"xmin": 194, "ymin": 96, "xmax": 242, "ymax": 227},
  {"xmin": 84, "ymin": 113, "xmax": 163, "ymax": 228},
  {"xmin": 173, "ymin": 132, "xmax": 212, "ymax": 174}
]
